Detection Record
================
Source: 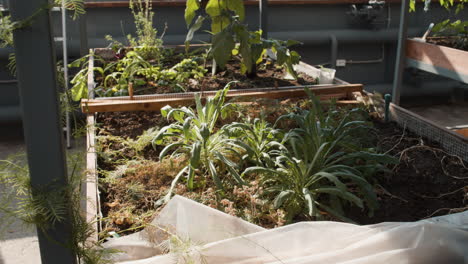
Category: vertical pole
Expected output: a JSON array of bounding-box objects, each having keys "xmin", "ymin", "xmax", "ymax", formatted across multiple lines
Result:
[
  {"xmin": 61, "ymin": 0, "xmax": 71, "ymax": 148},
  {"xmin": 259, "ymin": 0, "xmax": 268, "ymax": 38},
  {"xmin": 392, "ymin": 0, "xmax": 409, "ymax": 105},
  {"xmin": 385, "ymin": 94, "xmax": 392, "ymax": 122},
  {"xmin": 9, "ymin": 0, "xmax": 77, "ymax": 263},
  {"xmin": 78, "ymin": 12, "xmax": 88, "ymax": 57}
]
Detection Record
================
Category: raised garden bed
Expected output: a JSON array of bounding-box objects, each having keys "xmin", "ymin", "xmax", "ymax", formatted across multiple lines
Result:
[
  {"xmin": 81, "ymin": 48, "xmax": 360, "ymax": 113},
  {"xmin": 406, "ymin": 38, "xmax": 468, "ymax": 84},
  {"xmin": 85, "ymin": 92, "xmax": 468, "ymax": 238}
]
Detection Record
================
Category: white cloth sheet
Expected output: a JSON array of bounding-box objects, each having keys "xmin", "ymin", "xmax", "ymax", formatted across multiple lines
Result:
[{"xmin": 104, "ymin": 195, "xmax": 468, "ymax": 264}]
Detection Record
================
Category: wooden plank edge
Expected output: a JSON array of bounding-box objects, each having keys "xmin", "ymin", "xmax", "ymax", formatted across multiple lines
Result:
[
  {"xmin": 453, "ymin": 128, "xmax": 468, "ymax": 138},
  {"xmin": 389, "ymin": 103, "xmax": 468, "ymax": 143},
  {"xmin": 406, "ymin": 38, "xmax": 468, "ymax": 77},
  {"xmin": 81, "ymin": 84, "xmax": 363, "ymax": 113},
  {"xmin": 87, "ymin": 49, "xmax": 95, "ymax": 99},
  {"xmin": 83, "ymin": 114, "xmax": 99, "ymax": 243},
  {"xmin": 85, "ymin": 0, "xmax": 412, "ymax": 8}
]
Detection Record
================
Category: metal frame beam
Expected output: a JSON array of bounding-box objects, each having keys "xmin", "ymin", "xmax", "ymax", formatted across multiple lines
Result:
[
  {"xmin": 259, "ymin": 0, "xmax": 268, "ymax": 38},
  {"xmin": 392, "ymin": 0, "xmax": 410, "ymax": 105},
  {"xmin": 9, "ymin": 0, "xmax": 77, "ymax": 262}
]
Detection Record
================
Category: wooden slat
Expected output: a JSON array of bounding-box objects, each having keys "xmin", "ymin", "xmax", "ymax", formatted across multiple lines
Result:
[
  {"xmin": 87, "ymin": 49, "xmax": 95, "ymax": 99},
  {"xmin": 83, "ymin": 114, "xmax": 99, "ymax": 242},
  {"xmin": 406, "ymin": 39, "xmax": 468, "ymax": 76},
  {"xmin": 390, "ymin": 103, "xmax": 468, "ymax": 143},
  {"xmin": 85, "ymin": 0, "xmax": 412, "ymax": 8},
  {"xmin": 81, "ymin": 84, "xmax": 363, "ymax": 113},
  {"xmin": 454, "ymin": 128, "xmax": 468, "ymax": 138}
]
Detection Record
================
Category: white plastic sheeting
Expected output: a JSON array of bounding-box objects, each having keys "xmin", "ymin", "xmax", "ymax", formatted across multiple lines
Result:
[{"xmin": 104, "ymin": 195, "xmax": 468, "ymax": 264}]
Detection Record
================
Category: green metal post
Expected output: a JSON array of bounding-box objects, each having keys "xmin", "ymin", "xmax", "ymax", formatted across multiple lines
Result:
[
  {"xmin": 78, "ymin": 12, "xmax": 88, "ymax": 57},
  {"xmin": 385, "ymin": 94, "xmax": 391, "ymax": 122},
  {"xmin": 259, "ymin": 0, "xmax": 268, "ymax": 38},
  {"xmin": 392, "ymin": 0, "xmax": 410, "ymax": 105},
  {"xmin": 9, "ymin": 0, "xmax": 77, "ymax": 263}
]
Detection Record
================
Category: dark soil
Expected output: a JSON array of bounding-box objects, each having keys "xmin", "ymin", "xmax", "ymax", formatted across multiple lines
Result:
[
  {"xmin": 97, "ymin": 111, "xmax": 167, "ymax": 139},
  {"xmin": 346, "ymin": 121, "xmax": 468, "ymax": 224},
  {"xmin": 186, "ymin": 60, "xmax": 318, "ymax": 92},
  {"xmin": 426, "ymin": 36, "xmax": 468, "ymax": 51},
  {"xmin": 96, "ymin": 106, "xmax": 468, "ymax": 230}
]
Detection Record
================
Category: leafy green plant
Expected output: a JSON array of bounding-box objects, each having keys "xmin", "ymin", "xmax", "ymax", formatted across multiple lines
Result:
[
  {"xmin": 224, "ymin": 118, "xmax": 284, "ymax": 168},
  {"xmin": 153, "ymin": 83, "xmax": 245, "ymax": 202},
  {"xmin": 138, "ymin": 58, "xmax": 207, "ymax": 92},
  {"xmin": 69, "ymin": 52, "xmax": 105, "ymax": 101},
  {"xmin": 101, "ymin": 51, "xmax": 151, "ymax": 96},
  {"xmin": 410, "ymin": 0, "xmax": 468, "ymax": 13},
  {"xmin": 0, "ymin": 153, "xmax": 115, "ymax": 263},
  {"xmin": 243, "ymin": 91, "xmax": 398, "ymax": 222},
  {"xmin": 0, "ymin": 0, "xmax": 85, "ymax": 75},
  {"xmin": 184, "ymin": 0, "xmax": 301, "ymax": 78},
  {"xmin": 106, "ymin": 0, "xmax": 164, "ymax": 61},
  {"xmin": 432, "ymin": 19, "xmax": 468, "ymax": 50}
]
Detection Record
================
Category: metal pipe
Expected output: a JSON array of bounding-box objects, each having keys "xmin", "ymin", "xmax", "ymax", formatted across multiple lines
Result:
[
  {"xmin": 9, "ymin": 0, "xmax": 77, "ymax": 262},
  {"xmin": 0, "ymin": 27, "xmax": 428, "ymax": 59},
  {"xmin": 392, "ymin": 0, "xmax": 410, "ymax": 105},
  {"xmin": 78, "ymin": 12, "xmax": 89, "ymax": 56},
  {"xmin": 259, "ymin": 0, "xmax": 268, "ymax": 38},
  {"xmin": 329, "ymin": 34, "xmax": 338, "ymax": 69},
  {"xmin": 61, "ymin": 0, "xmax": 71, "ymax": 149}
]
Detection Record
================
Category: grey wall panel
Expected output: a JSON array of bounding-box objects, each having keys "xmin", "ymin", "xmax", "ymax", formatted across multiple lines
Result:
[{"xmin": 0, "ymin": 2, "xmax": 467, "ymax": 114}]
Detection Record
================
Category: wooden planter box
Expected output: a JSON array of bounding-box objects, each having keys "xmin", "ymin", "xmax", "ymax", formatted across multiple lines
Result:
[
  {"xmin": 81, "ymin": 48, "xmax": 363, "ymax": 113},
  {"xmin": 82, "ymin": 46, "xmax": 368, "ymax": 235},
  {"xmin": 388, "ymin": 103, "xmax": 468, "ymax": 160},
  {"xmin": 406, "ymin": 38, "xmax": 468, "ymax": 84},
  {"xmin": 83, "ymin": 81, "xmax": 365, "ymax": 237}
]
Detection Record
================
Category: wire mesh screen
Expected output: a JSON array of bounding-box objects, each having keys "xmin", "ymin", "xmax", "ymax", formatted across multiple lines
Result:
[{"xmin": 389, "ymin": 104, "xmax": 468, "ymax": 161}]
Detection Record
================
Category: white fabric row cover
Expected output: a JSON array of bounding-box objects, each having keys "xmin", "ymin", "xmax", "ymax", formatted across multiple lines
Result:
[{"xmin": 104, "ymin": 195, "xmax": 468, "ymax": 264}]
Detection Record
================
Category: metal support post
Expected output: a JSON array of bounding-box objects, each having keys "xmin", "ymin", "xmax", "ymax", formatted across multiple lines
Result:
[
  {"xmin": 259, "ymin": 0, "xmax": 268, "ymax": 38},
  {"xmin": 392, "ymin": 0, "xmax": 410, "ymax": 105},
  {"xmin": 9, "ymin": 0, "xmax": 77, "ymax": 262}
]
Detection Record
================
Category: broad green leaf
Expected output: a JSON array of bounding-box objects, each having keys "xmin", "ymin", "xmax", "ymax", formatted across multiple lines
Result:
[
  {"xmin": 211, "ymin": 29, "xmax": 235, "ymax": 68},
  {"xmin": 242, "ymin": 166, "xmax": 278, "ymax": 177},
  {"xmin": 161, "ymin": 105, "xmax": 172, "ymax": 117},
  {"xmin": 274, "ymin": 190, "xmax": 293, "ymax": 208},
  {"xmin": 226, "ymin": 0, "xmax": 245, "ymax": 21},
  {"xmin": 210, "ymin": 15, "xmax": 231, "ymax": 34},
  {"xmin": 163, "ymin": 166, "xmax": 189, "ymax": 202},
  {"xmin": 303, "ymin": 188, "xmax": 316, "ymax": 216},
  {"xmin": 208, "ymin": 160, "xmax": 223, "ymax": 190},
  {"xmin": 159, "ymin": 143, "xmax": 186, "ymax": 160},
  {"xmin": 205, "ymin": 0, "xmax": 222, "ymax": 17},
  {"xmin": 70, "ymin": 82, "xmax": 86, "ymax": 101},
  {"xmin": 286, "ymin": 39, "xmax": 302, "ymax": 47},
  {"xmin": 183, "ymin": 117, "xmax": 193, "ymax": 140},
  {"xmin": 187, "ymin": 166, "xmax": 195, "ymax": 189},
  {"xmin": 185, "ymin": 15, "xmax": 205, "ymax": 48},
  {"xmin": 190, "ymin": 141, "xmax": 202, "ymax": 168},
  {"xmin": 185, "ymin": 0, "xmax": 200, "ymax": 27}
]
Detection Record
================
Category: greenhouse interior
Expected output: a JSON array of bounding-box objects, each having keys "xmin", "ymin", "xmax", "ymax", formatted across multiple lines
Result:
[{"xmin": 0, "ymin": 0, "xmax": 467, "ymax": 263}]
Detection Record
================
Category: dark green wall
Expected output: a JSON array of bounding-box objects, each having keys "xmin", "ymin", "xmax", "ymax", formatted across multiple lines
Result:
[{"xmin": 1, "ymin": 1, "xmax": 467, "ymax": 121}]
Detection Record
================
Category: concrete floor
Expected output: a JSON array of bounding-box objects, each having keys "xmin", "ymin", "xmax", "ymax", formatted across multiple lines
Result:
[
  {"xmin": 0, "ymin": 123, "xmax": 85, "ymax": 264},
  {"xmin": 0, "ymin": 123, "xmax": 39, "ymax": 264}
]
